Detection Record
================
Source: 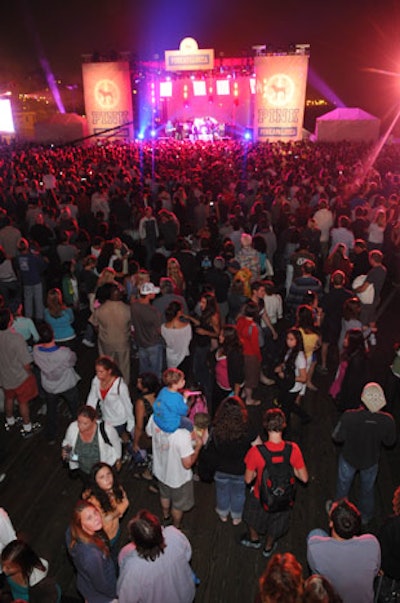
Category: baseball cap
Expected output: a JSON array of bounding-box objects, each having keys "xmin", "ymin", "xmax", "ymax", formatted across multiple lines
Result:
[
  {"xmin": 140, "ymin": 282, "xmax": 160, "ymax": 295},
  {"xmin": 361, "ymin": 382, "xmax": 386, "ymax": 413}
]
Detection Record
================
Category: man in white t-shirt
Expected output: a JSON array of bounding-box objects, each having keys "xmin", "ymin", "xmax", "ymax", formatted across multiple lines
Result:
[
  {"xmin": 146, "ymin": 415, "xmax": 202, "ymax": 529},
  {"xmin": 313, "ymin": 199, "xmax": 334, "ymax": 260}
]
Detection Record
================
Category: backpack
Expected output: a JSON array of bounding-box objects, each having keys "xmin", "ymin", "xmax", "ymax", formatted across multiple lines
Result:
[{"xmin": 257, "ymin": 443, "xmax": 296, "ymax": 512}]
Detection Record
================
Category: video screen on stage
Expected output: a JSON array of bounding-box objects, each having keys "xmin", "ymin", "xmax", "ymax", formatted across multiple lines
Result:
[
  {"xmin": 0, "ymin": 99, "xmax": 15, "ymax": 133},
  {"xmin": 160, "ymin": 81, "xmax": 173, "ymax": 98},
  {"xmin": 216, "ymin": 80, "xmax": 230, "ymax": 96},
  {"xmin": 193, "ymin": 81, "xmax": 206, "ymax": 96}
]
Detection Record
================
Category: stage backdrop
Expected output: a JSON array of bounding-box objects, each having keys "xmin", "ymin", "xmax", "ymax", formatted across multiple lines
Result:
[
  {"xmin": 254, "ymin": 55, "xmax": 308, "ymax": 142},
  {"xmin": 82, "ymin": 61, "xmax": 134, "ymax": 140}
]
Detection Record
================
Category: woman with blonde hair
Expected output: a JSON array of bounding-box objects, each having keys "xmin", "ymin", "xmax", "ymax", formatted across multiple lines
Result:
[
  {"xmin": 166, "ymin": 256, "xmax": 185, "ymax": 295},
  {"xmin": 44, "ymin": 287, "xmax": 76, "ymax": 347},
  {"xmin": 83, "ymin": 462, "xmax": 129, "ymax": 562}
]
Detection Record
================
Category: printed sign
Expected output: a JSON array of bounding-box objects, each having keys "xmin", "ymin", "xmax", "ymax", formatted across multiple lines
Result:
[
  {"xmin": 82, "ymin": 61, "xmax": 134, "ymax": 140},
  {"xmin": 165, "ymin": 37, "xmax": 214, "ymax": 72},
  {"xmin": 254, "ymin": 55, "xmax": 309, "ymax": 141}
]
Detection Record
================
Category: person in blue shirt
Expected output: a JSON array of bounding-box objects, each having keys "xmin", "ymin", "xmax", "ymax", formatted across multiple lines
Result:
[{"xmin": 153, "ymin": 368, "xmax": 193, "ymax": 433}]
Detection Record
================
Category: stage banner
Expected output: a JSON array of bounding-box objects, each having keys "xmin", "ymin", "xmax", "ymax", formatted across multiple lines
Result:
[
  {"xmin": 165, "ymin": 37, "xmax": 214, "ymax": 72},
  {"xmin": 82, "ymin": 61, "xmax": 134, "ymax": 140},
  {"xmin": 254, "ymin": 55, "xmax": 309, "ymax": 142}
]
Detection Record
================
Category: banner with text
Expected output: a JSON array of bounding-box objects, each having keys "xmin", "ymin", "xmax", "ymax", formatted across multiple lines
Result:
[
  {"xmin": 254, "ymin": 55, "xmax": 309, "ymax": 142},
  {"xmin": 82, "ymin": 61, "xmax": 134, "ymax": 140}
]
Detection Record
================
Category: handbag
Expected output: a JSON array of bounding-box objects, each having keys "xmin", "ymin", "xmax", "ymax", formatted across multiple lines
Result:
[{"xmin": 277, "ymin": 363, "xmax": 296, "ymax": 392}]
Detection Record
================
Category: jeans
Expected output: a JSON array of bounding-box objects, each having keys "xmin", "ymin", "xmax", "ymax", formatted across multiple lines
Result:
[
  {"xmin": 215, "ymin": 471, "xmax": 246, "ymax": 520},
  {"xmin": 23, "ymin": 282, "xmax": 44, "ymax": 320},
  {"xmin": 335, "ymin": 454, "xmax": 378, "ymax": 523},
  {"xmin": 138, "ymin": 343, "xmax": 164, "ymax": 379}
]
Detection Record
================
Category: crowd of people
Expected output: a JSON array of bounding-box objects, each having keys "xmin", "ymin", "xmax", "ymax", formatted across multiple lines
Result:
[{"xmin": 0, "ymin": 136, "xmax": 399, "ymax": 601}]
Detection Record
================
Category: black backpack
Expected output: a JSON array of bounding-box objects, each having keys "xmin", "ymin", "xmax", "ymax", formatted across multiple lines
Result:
[{"xmin": 257, "ymin": 443, "xmax": 296, "ymax": 512}]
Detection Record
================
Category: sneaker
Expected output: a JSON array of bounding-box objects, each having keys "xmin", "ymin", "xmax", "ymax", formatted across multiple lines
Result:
[
  {"xmin": 20, "ymin": 422, "xmax": 42, "ymax": 439},
  {"xmin": 240, "ymin": 535, "xmax": 261, "ymax": 549},
  {"xmin": 232, "ymin": 518, "xmax": 242, "ymax": 526},
  {"xmin": 82, "ymin": 338, "xmax": 95, "ymax": 348},
  {"xmin": 262, "ymin": 541, "xmax": 278, "ymax": 558},
  {"xmin": 217, "ymin": 513, "xmax": 228, "ymax": 523},
  {"xmin": 0, "ymin": 473, "xmax": 6, "ymax": 483}
]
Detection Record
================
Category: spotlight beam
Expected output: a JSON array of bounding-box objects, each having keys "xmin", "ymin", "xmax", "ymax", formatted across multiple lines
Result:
[{"xmin": 363, "ymin": 67, "xmax": 400, "ymax": 77}]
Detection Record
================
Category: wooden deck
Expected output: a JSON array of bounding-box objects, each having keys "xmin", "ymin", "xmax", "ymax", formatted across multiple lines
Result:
[{"xmin": 1, "ymin": 289, "xmax": 399, "ymax": 602}]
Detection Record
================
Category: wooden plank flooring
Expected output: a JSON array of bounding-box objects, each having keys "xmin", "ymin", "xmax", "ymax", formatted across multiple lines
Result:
[{"xmin": 0, "ymin": 291, "xmax": 399, "ymax": 602}]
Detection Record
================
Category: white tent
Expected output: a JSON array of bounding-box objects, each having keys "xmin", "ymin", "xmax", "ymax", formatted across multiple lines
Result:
[{"xmin": 316, "ymin": 107, "xmax": 380, "ymax": 142}]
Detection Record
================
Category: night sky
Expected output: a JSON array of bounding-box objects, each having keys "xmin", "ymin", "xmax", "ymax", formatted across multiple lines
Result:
[{"xmin": 2, "ymin": 0, "xmax": 400, "ymax": 122}]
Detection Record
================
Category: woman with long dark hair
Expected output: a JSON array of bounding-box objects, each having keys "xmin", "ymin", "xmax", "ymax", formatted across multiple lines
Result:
[
  {"xmin": 1, "ymin": 539, "xmax": 60, "ymax": 603},
  {"xmin": 211, "ymin": 396, "xmax": 258, "ymax": 525},
  {"xmin": 213, "ymin": 324, "xmax": 244, "ymax": 416},
  {"xmin": 83, "ymin": 462, "xmax": 129, "ymax": 562},
  {"xmin": 86, "ymin": 356, "xmax": 135, "ymax": 442},
  {"xmin": 66, "ymin": 500, "xmax": 117, "ymax": 602},
  {"xmin": 324, "ymin": 243, "xmax": 353, "ymax": 286},
  {"xmin": 295, "ymin": 304, "xmax": 320, "ymax": 392},
  {"xmin": 131, "ymin": 372, "xmax": 160, "ymax": 484},
  {"xmin": 186, "ymin": 291, "xmax": 220, "ymax": 403},
  {"xmin": 161, "ymin": 300, "xmax": 192, "ymax": 373},
  {"xmin": 274, "ymin": 328, "xmax": 310, "ymax": 430}
]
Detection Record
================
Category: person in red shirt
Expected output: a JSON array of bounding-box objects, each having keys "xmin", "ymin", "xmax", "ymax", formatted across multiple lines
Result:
[
  {"xmin": 240, "ymin": 408, "xmax": 308, "ymax": 557},
  {"xmin": 236, "ymin": 301, "xmax": 263, "ymax": 406}
]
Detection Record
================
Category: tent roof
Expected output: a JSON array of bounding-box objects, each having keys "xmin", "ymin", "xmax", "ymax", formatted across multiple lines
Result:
[{"xmin": 317, "ymin": 107, "xmax": 379, "ymax": 122}]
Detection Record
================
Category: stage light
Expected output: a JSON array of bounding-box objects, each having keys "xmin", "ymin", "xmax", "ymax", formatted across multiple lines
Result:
[
  {"xmin": 150, "ymin": 129, "xmax": 156, "ymax": 137},
  {"xmin": 244, "ymin": 131, "xmax": 252, "ymax": 141},
  {"xmin": 138, "ymin": 132, "xmax": 145, "ymax": 140}
]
